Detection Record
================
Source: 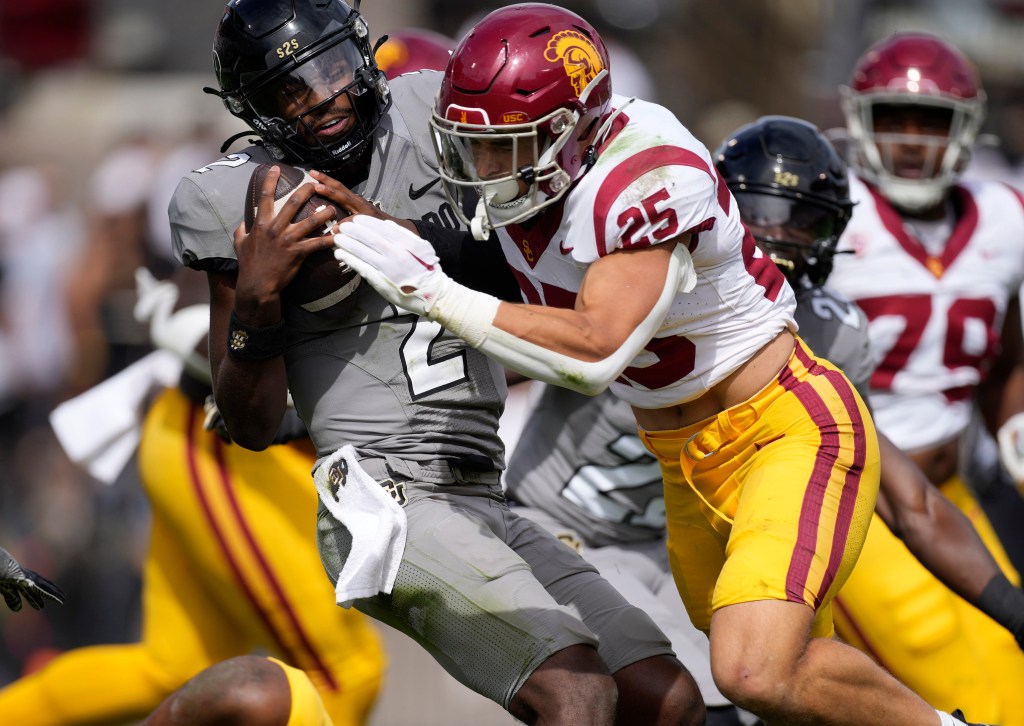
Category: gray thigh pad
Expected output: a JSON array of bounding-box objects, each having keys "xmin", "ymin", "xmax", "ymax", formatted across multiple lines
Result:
[{"xmin": 317, "ymin": 489, "xmax": 599, "ymax": 709}]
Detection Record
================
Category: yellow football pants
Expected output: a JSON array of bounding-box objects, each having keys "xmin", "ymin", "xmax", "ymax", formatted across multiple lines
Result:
[
  {"xmin": 642, "ymin": 337, "xmax": 880, "ymax": 638},
  {"xmin": 833, "ymin": 476, "xmax": 1024, "ymax": 724},
  {"xmin": 0, "ymin": 387, "xmax": 384, "ymax": 725}
]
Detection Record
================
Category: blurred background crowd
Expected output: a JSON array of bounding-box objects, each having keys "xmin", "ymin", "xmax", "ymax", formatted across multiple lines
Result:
[{"xmin": 1, "ymin": 0, "xmax": 1024, "ymax": 722}]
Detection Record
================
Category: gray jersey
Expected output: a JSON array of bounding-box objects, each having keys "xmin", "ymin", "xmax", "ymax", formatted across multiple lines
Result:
[
  {"xmin": 507, "ymin": 284, "xmax": 873, "ymax": 546},
  {"xmin": 506, "ymin": 385, "xmax": 664, "ymax": 547},
  {"xmin": 793, "ymin": 285, "xmax": 874, "ymax": 399},
  {"xmin": 170, "ymin": 71, "xmax": 506, "ymax": 467}
]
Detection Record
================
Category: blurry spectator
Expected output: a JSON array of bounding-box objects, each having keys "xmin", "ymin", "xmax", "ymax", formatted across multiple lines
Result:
[
  {"xmin": 64, "ymin": 134, "xmax": 162, "ymax": 393},
  {"xmin": 0, "ymin": 164, "xmax": 81, "ymax": 411},
  {"xmin": 145, "ymin": 123, "xmax": 224, "ymax": 264}
]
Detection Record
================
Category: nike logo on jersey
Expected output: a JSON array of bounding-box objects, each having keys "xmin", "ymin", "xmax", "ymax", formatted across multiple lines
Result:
[
  {"xmin": 559, "ymin": 238, "xmax": 574, "ymax": 255},
  {"xmin": 408, "ymin": 178, "xmax": 441, "ymax": 199}
]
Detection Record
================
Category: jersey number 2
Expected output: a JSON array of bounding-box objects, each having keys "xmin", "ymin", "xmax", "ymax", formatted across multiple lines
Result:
[{"xmin": 400, "ymin": 319, "xmax": 469, "ymax": 399}]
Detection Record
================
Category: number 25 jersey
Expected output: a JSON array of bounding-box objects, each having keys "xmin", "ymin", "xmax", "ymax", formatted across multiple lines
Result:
[{"xmin": 498, "ymin": 95, "xmax": 797, "ymax": 409}]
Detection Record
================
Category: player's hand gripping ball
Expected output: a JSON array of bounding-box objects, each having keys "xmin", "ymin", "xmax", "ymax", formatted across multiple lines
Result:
[{"xmin": 244, "ymin": 163, "xmax": 361, "ymax": 313}]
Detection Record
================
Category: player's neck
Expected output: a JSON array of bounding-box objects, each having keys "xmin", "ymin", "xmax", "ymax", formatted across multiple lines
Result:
[{"xmin": 899, "ymin": 194, "xmax": 953, "ymax": 223}]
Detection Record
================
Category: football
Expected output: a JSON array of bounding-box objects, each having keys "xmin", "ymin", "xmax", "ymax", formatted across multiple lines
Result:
[{"xmin": 244, "ymin": 163, "xmax": 361, "ymax": 313}]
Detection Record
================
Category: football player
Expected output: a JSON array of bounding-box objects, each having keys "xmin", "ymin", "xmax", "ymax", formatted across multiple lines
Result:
[
  {"xmin": 142, "ymin": 655, "xmax": 332, "ymax": 726},
  {"xmin": 826, "ymin": 32, "xmax": 1024, "ymax": 720},
  {"xmin": 507, "ymin": 114, "xmax": 1018, "ymax": 725},
  {"xmin": 181, "ymin": 0, "xmax": 704, "ymax": 724},
  {"xmin": 332, "ymin": 4, "xmax": 967, "ymax": 724},
  {"xmin": 0, "ymin": 271, "xmax": 385, "ymax": 726},
  {"xmin": 722, "ymin": 115, "xmax": 1024, "ymax": 722}
]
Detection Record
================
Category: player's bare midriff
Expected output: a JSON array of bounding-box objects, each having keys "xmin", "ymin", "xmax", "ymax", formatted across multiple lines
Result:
[{"xmin": 631, "ymin": 329, "xmax": 796, "ymax": 431}]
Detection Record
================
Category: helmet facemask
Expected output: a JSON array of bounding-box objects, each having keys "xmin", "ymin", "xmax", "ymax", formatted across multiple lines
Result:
[
  {"xmin": 841, "ymin": 85, "xmax": 985, "ymax": 214},
  {"xmin": 215, "ymin": 9, "xmax": 391, "ymax": 171},
  {"xmin": 431, "ymin": 69, "xmax": 608, "ymax": 240},
  {"xmin": 734, "ymin": 192, "xmax": 850, "ymax": 288}
]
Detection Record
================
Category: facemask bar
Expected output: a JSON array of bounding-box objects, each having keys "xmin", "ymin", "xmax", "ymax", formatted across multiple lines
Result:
[
  {"xmin": 430, "ymin": 106, "xmax": 578, "ymax": 239},
  {"xmin": 841, "ymin": 88, "xmax": 984, "ymax": 212},
  {"xmin": 222, "ymin": 14, "xmax": 389, "ymax": 168}
]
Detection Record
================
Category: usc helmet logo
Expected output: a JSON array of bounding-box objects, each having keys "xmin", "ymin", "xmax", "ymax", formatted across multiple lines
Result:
[{"xmin": 544, "ymin": 30, "xmax": 604, "ymax": 97}]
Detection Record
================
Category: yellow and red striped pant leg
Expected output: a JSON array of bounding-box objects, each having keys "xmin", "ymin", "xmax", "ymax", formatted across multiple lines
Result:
[{"xmin": 642, "ymin": 337, "xmax": 880, "ymax": 638}]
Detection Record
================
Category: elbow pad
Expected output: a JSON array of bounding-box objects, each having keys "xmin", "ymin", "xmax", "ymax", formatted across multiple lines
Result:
[{"xmin": 433, "ymin": 245, "xmax": 695, "ymax": 395}]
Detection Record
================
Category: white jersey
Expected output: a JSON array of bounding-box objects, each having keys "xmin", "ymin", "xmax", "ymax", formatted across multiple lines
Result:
[
  {"xmin": 497, "ymin": 95, "xmax": 797, "ymax": 408},
  {"xmin": 828, "ymin": 172, "xmax": 1024, "ymax": 451}
]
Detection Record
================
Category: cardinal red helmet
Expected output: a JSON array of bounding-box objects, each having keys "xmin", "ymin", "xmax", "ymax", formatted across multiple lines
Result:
[
  {"xmin": 430, "ymin": 3, "xmax": 613, "ymax": 239},
  {"xmin": 374, "ymin": 28, "xmax": 453, "ymax": 80},
  {"xmin": 840, "ymin": 32, "xmax": 986, "ymax": 211}
]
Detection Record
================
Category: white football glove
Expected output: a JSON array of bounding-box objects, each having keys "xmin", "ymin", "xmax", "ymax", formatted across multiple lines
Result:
[
  {"xmin": 997, "ymin": 412, "xmax": 1024, "ymax": 485},
  {"xmin": 0, "ymin": 546, "xmax": 65, "ymax": 611},
  {"xmin": 333, "ymin": 216, "xmax": 454, "ymax": 318}
]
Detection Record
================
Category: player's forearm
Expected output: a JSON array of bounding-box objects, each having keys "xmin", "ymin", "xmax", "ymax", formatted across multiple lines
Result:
[
  {"xmin": 878, "ymin": 435, "xmax": 1016, "ymax": 627},
  {"xmin": 883, "ymin": 483, "xmax": 1024, "ymax": 648},
  {"xmin": 431, "ymin": 244, "xmax": 688, "ymax": 395},
  {"xmin": 887, "ymin": 481, "xmax": 1000, "ymax": 600},
  {"xmin": 208, "ymin": 273, "xmax": 290, "ymax": 450},
  {"xmin": 211, "ymin": 355, "xmax": 290, "ymax": 451}
]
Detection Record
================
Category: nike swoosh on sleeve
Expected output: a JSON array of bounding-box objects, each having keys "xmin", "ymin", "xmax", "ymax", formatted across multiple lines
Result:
[{"xmin": 408, "ymin": 178, "xmax": 441, "ymax": 199}]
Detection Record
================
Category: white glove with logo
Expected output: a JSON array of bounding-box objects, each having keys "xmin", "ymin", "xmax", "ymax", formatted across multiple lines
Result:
[
  {"xmin": 997, "ymin": 412, "xmax": 1024, "ymax": 486},
  {"xmin": 333, "ymin": 216, "xmax": 453, "ymax": 318}
]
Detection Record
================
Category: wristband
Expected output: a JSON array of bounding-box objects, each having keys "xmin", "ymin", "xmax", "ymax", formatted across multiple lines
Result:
[
  {"xmin": 976, "ymin": 573, "xmax": 1024, "ymax": 648},
  {"xmin": 226, "ymin": 312, "xmax": 286, "ymax": 362}
]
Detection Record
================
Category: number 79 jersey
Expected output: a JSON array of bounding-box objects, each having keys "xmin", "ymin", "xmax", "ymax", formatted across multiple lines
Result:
[
  {"xmin": 499, "ymin": 95, "xmax": 796, "ymax": 409},
  {"xmin": 827, "ymin": 172, "xmax": 1024, "ymax": 451}
]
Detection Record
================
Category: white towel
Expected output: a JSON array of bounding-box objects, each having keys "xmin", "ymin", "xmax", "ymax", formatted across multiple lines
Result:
[
  {"xmin": 314, "ymin": 445, "xmax": 408, "ymax": 607},
  {"xmin": 49, "ymin": 350, "xmax": 183, "ymax": 485}
]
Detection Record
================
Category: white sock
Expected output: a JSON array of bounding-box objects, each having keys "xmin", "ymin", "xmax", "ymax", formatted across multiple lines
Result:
[{"xmin": 937, "ymin": 710, "xmax": 963, "ymax": 726}]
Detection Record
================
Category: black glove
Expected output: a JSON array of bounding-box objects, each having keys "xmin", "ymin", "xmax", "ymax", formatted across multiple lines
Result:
[
  {"xmin": 0, "ymin": 546, "xmax": 66, "ymax": 611},
  {"xmin": 976, "ymin": 573, "xmax": 1024, "ymax": 651}
]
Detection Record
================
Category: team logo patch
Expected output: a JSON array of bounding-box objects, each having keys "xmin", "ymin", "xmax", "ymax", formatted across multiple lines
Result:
[
  {"xmin": 326, "ymin": 458, "xmax": 349, "ymax": 502},
  {"xmin": 556, "ymin": 532, "xmax": 584, "ymax": 554},
  {"xmin": 543, "ymin": 30, "xmax": 604, "ymax": 97},
  {"xmin": 774, "ymin": 170, "xmax": 800, "ymax": 187}
]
